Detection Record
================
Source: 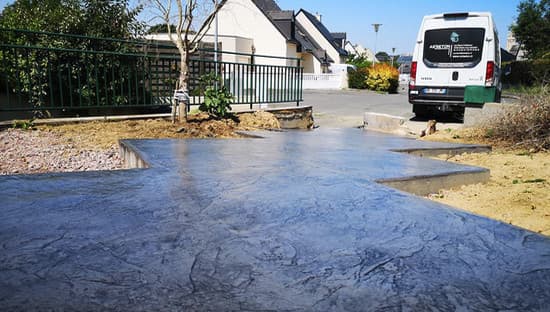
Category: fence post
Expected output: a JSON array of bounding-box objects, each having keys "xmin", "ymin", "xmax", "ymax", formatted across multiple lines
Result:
[{"xmin": 297, "ymin": 58, "xmax": 302, "ymax": 106}]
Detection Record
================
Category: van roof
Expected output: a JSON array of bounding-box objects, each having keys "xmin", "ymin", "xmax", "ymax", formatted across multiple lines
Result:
[{"xmin": 423, "ymin": 12, "xmax": 493, "ymax": 20}]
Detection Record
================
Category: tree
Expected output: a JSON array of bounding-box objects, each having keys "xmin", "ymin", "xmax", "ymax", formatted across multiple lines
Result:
[
  {"xmin": 346, "ymin": 54, "xmax": 372, "ymax": 69},
  {"xmin": 0, "ymin": 0, "xmax": 146, "ymax": 115},
  {"xmin": 511, "ymin": 0, "xmax": 550, "ymax": 59},
  {"xmin": 0, "ymin": 0, "xmax": 144, "ymax": 40},
  {"xmin": 375, "ymin": 51, "xmax": 390, "ymax": 63},
  {"xmin": 147, "ymin": 23, "xmax": 177, "ymax": 34},
  {"xmin": 150, "ymin": 0, "xmax": 225, "ymax": 121}
]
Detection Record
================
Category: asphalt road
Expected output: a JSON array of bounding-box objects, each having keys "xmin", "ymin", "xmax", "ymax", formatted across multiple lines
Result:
[
  {"xmin": 266, "ymin": 88, "xmax": 519, "ymax": 133},
  {"xmin": 300, "ymin": 89, "xmax": 414, "ymax": 128}
]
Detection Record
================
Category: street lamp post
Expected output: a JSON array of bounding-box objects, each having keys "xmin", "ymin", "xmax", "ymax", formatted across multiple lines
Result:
[
  {"xmin": 391, "ymin": 47, "xmax": 396, "ymax": 66},
  {"xmin": 214, "ymin": 0, "xmax": 219, "ymax": 76},
  {"xmin": 372, "ymin": 23, "xmax": 382, "ymax": 66}
]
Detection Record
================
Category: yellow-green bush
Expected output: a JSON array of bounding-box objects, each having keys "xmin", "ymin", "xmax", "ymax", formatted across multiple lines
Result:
[{"xmin": 366, "ymin": 63, "xmax": 399, "ymax": 93}]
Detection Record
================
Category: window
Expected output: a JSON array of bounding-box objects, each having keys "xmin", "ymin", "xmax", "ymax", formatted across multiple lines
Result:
[{"xmin": 423, "ymin": 28, "xmax": 485, "ymax": 68}]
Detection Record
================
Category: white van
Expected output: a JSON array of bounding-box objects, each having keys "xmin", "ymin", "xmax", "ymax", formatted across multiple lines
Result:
[{"xmin": 408, "ymin": 12, "xmax": 501, "ymax": 117}]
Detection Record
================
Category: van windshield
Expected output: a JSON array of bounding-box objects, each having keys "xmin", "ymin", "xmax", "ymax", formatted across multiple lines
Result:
[{"xmin": 423, "ymin": 28, "xmax": 485, "ymax": 68}]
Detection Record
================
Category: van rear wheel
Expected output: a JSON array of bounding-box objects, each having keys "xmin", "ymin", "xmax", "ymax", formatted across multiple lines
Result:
[{"xmin": 413, "ymin": 104, "xmax": 430, "ymax": 118}]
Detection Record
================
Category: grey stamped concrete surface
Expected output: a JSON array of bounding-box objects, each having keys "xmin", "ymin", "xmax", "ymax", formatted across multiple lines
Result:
[{"xmin": 1, "ymin": 129, "xmax": 550, "ymax": 311}]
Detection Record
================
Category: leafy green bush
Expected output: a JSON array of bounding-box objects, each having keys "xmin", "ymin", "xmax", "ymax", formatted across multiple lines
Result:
[
  {"xmin": 502, "ymin": 59, "xmax": 550, "ymax": 86},
  {"xmin": 366, "ymin": 63, "xmax": 399, "ymax": 93},
  {"xmin": 0, "ymin": 0, "xmax": 146, "ymax": 116},
  {"xmin": 348, "ymin": 67, "xmax": 369, "ymax": 89},
  {"xmin": 346, "ymin": 54, "xmax": 372, "ymax": 89},
  {"xmin": 346, "ymin": 55, "xmax": 372, "ymax": 69},
  {"xmin": 198, "ymin": 74, "xmax": 233, "ymax": 118}
]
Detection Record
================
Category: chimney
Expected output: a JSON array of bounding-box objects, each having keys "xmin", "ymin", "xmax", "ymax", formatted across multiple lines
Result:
[{"xmin": 315, "ymin": 12, "xmax": 322, "ymax": 22}]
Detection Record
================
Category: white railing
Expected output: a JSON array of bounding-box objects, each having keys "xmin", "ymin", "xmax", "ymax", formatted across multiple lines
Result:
[{"xmin": 302, "ymin": 73, "xmax": 348, "ymax": 89}]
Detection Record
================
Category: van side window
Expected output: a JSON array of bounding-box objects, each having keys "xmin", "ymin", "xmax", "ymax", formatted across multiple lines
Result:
[{"xmin": 423, "ymin": 28, "xmax": 485, "ymax": 68}]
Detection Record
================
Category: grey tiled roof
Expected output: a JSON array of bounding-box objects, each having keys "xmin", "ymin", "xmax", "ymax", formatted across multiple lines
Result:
[
  {"xmin": 295, "ymin": 22, "xmax": 333, "ymax": 63},
  {"xmin": 251, "ymin": 0, "xmax": 281, "ymax": 13},
  {"xmin": 248, "ymin": 0, "xmax": 346, "ymax": 60},
  {"xmin": 299, "ymin": 9, "xmax": 348, "ymax": 57},
  {"xmin": 331, "ymin": 32, "xmax": 347, "ymax": 40}
]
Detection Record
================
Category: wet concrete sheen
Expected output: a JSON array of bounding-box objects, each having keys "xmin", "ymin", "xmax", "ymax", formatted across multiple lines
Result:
[{"xmin": 1, "ymin": 129, "xmax": 549, "ymax": 311}]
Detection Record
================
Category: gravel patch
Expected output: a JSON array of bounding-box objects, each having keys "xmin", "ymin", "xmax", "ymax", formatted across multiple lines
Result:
[{"xmin": 0, "ymin": 129, "xmax": 123, "ymax": 175}]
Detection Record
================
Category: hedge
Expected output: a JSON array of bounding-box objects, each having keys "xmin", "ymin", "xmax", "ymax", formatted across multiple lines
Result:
[{"xmin": 501, "ymin": 59, "xmax": 550, "ymax": 86}]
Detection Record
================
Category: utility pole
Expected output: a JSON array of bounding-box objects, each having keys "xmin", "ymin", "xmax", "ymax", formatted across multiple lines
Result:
[
  {"xmin": 391, "ymin": 47, "xmax": 396, "ymax": 66},
  {"xmin": 372, "ymin": 23, "xmax": 382, "ymax": 66}
]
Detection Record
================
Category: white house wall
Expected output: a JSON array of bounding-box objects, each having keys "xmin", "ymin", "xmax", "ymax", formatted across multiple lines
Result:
[
  {"xmin": 296, "ymin": 12, "xmax": 343, "ymax": 65},
  {"xmin": 207, "ymin": 0, "xmax": 289, "ymax": 66},
  {"xmin": 312, "ymin": 57, "xmax": 322, "ymax": 74},
  {"xmin": 300, "ymin": 53, "xmax": 314, "ymax": 73},
  {"xmin": 144, "ymin": 33, "xmax": 253, "ymax": 64},
  {"xmin": 299, "ymin": 53, "xmax": 322, "ymax": 74},
  {"xmin": 286, "ymin": 43, "xmax": 299, "ymax": 66}
]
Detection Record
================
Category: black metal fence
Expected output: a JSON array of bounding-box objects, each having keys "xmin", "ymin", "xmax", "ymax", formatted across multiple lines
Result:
[{"xmin": 0, "ymin": 28, "xmax": 303, "ymax": 117}]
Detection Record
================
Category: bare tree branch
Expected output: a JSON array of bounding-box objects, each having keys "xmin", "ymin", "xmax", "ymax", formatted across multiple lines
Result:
[{"xmin": 149, "ymin": 0, "xmax": 226, "ymax": 121}]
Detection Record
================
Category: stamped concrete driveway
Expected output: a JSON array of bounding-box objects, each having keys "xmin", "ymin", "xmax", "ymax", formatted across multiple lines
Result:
[{"xmin": 2, "ymin": 129, "xmax": 550, "ymax": 311}]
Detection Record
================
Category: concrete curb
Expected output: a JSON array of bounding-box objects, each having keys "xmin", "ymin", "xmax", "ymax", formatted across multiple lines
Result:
[
  {"xmin": 0, "ymin": 113, "xmax": 173, "ymax": 127},
  {"xmin": 363, "ymin": 112, "xmax": 406, "ymax": 132},
  {"xmin": 1, "ymin": 107, "xmax": 314, "ymax": 130},
  {"xmin": 377, "ymin": 145, "xmax": 492, "ymax": 196},
  {"xmin": 377, "ymin": 169, "xmax": 490, "ymax": 196},
  {"xmin": 119, "ymin": 140, "xmax": 150, "ymax": 169}
]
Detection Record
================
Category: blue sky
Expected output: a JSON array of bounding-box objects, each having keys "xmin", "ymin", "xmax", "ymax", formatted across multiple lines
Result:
[
  {"xmin": 276, "ymin": 0, "xmax": 523, "ymax": 54},
  {"xmin": 0, "ymin": 0, "xmax": 523, "ymax": 54}
]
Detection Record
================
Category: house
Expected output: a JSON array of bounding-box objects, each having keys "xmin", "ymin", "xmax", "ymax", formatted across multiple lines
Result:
[
  {"xmin": 506, "ymin": 31, "xmax": 527, "ymax": 61},
  {"xmin": 205, "ymin": 0, "xmax": 349, "ymax": 74},
  {"xmin": 344, "ymin": 42, "xmax": 376, "ymax": 62},
  {"xmin": 294, "ymin": 9, "xmax": 349, "ymax": 73}
]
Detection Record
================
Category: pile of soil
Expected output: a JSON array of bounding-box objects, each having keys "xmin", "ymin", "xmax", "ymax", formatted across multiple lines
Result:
[{"xmin": 39, "ymin": 111, "xmax": 280, "ymax": 149}]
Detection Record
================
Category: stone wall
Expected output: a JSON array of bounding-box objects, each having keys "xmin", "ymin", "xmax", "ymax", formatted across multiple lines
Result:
[{"xmin": 265, "ymin": 106, "xmax": 314, "ymax": 129}]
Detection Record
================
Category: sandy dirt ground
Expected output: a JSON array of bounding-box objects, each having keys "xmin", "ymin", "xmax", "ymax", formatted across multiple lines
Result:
[
  {"xmin": 423, "ymin": 130, "xmax": 550, "ymax": 236},
  {"xmin": 39, "ymin": 111, "xmax": 280, "ymax": 149}
]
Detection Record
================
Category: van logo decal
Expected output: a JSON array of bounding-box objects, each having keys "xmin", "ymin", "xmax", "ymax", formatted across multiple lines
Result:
[{"xmin": 450, "ymin": 32, "xmax": 460, "ymax": 43}]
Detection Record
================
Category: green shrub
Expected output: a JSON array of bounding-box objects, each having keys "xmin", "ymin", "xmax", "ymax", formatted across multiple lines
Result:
[
  {"xmin": 502, "ymin": 59, "xmax": 550, "ymax": 86},
  {"xmin": 12, "ymin": 119, "xmax": 35, "ymax": 130},
  {"xmin": 348, "ymin": 67, "xmax": 369, "ymax": 89},
  {"xmin": 346, "ymin": 55, "xmax": 372, "ymax": 69},
  {"xmin": 198, "ymin": 74, "xmax": 233, "ymax": 118},
  {"xmin": 366, "ymin": 63, "xmax": 399, "ymax": 93}
]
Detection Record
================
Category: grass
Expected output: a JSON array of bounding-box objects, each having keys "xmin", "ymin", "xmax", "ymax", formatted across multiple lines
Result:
[{"xmin": 504, "ymin": 84, "xmax": 548, "ymax": 96}]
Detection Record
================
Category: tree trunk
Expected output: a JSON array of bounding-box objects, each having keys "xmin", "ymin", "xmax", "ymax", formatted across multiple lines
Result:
[
  {"xmin": 172, "ymin": 37, "xmax": 190, "ymax": 123},
  {"xmin": 177, "ymin": 52, "xmax": 189, "ymax": 122}
]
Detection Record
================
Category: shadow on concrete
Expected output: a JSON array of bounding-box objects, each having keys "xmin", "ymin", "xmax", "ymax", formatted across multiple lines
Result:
[{"xmin": 409, "ymin": 112, "xmax": 464, "ymax": 124}]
